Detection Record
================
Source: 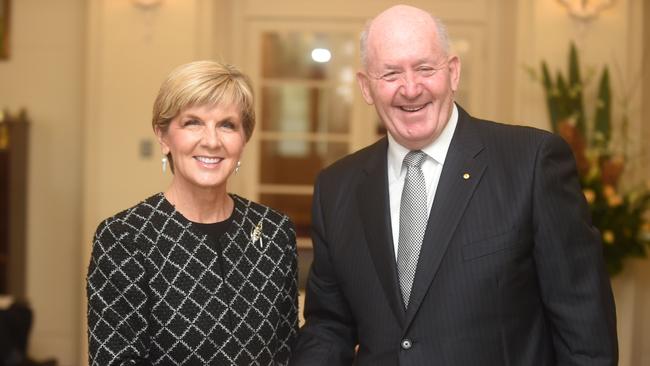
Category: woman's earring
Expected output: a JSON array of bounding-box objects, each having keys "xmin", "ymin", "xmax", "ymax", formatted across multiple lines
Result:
[
  {"xmin": 235, "ymin": 161, "xmax": 241, "ymax": 174},
  {"xmin": 162, "ymin": 156, "xmax": 168, "ymax": 173}
]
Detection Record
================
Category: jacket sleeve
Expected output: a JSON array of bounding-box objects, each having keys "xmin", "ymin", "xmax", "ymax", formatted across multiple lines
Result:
[
  {"xmin": 532, "ymin": 132, "xmax": 618, "ymax": 365},
  {"xmin": 86, "ymin": 219, "xmax": 151, "ymax": 366},
  {"xmin": 276, "ymin": 216, "xmax": 299, "ymax": 365},
  {"xmin": 290, "ymin": 177, "xmax": 358, "ymax": 366}
]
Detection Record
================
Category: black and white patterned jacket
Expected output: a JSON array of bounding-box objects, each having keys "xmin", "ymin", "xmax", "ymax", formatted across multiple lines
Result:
[{"xmin": 87, "ymin": 193, "xmax": 298, "ymax": 365}]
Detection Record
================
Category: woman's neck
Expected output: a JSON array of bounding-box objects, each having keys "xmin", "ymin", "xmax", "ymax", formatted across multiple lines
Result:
[{"xmin": 164, "ymin": 181, "xmax": 233, "ymax": 223}]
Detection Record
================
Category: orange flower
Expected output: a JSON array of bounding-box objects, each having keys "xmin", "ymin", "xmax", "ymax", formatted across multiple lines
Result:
[
  {"xmin": 602, "ymin": 185, "xmax": 622, "ymax": 207},
  {"xmin": 557, "ymin": 120, "xmax": 590, "ymax": 176},
  {"xmin": 603, "ymin": 185, "xmax": 615, "ymax": 198},
  {"xmin": 600, "ymin": 156, "xmax": 624, "ymax": 187},
  {"xmin": 602, "ymin": 230, "xmax": 615, "ymax": 245}
]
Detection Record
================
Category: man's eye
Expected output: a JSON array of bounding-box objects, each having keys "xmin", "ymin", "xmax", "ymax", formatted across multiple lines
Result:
[
  {"xmin": 381, "ymin": 72, "xmax": 401, "ymax": 81},
  {"xmin": 418, "ymin": 67, "xmax": 436, "ymax": 76}
]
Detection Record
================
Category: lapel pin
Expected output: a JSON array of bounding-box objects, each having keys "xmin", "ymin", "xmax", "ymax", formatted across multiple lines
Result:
[
  {"xmin": 251, "ymin": 221, "xmax": 264, "ymax": 248},
  {"xmin": 463, "ymin": 173, "xmax": 470, "ymax": 180}
]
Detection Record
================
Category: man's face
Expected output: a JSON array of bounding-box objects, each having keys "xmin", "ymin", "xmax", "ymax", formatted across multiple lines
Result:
[{"xmin": 357, "ymin": 12, "xmax": 460, "ymax": 150}]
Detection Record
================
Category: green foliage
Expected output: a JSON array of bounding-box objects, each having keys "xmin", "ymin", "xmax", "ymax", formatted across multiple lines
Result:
[
  {"xmin": 593, "ymin": 68, "xmax": 611, "ymax": 148},
  {"xmin": 531, "ymin": 42, "xmax": 650, "ymax": 276},
  {"xmin": 568, "ymin": 43, "xmax": 586, "ymax": 135}
]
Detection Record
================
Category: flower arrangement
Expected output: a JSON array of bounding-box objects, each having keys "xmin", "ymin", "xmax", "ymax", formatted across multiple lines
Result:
[{"xmin": 527, "ymin": 42, "xmax": 650, "ymax": 275}]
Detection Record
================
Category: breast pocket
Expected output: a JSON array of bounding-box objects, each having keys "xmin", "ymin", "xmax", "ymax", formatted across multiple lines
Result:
[{"xmin": 462, "ymin": 227, "xmax": 525, "ymax": 261}]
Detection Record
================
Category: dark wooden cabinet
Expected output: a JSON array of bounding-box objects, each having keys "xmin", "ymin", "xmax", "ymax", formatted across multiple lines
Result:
[{"xmin": 0, "ymin": 110, "xmax": 28, "ymax": 298}]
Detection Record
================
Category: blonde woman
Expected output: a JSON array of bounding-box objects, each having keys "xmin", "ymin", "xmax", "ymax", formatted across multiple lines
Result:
[{"xmin": 87, "ymin": 61, "xmax": 298, "ymax": 365}]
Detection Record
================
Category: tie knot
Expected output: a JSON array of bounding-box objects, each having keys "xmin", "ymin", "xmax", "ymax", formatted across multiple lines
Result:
[{"xmin": 403, "ymin": 150, "xmax": 427, "ymax": 168}]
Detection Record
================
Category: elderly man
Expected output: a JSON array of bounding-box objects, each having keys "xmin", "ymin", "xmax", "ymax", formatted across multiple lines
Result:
[{"xmin": 290, "ymin": 4, "xmax": 617, "ymax": 366}]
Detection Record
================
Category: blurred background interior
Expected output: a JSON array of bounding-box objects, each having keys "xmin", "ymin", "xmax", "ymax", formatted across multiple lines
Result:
[{"xmin": 0, "ymin": 0, "xmax": 649, "ymax": 365}]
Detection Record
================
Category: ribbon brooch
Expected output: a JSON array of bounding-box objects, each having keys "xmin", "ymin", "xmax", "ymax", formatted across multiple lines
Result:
[{"xmin": 251, "ymin": 221, "xmax": 264, "ymax": 249}]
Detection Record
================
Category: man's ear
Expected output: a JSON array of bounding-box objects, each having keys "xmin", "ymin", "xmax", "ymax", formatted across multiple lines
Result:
[
  {"xmin": 357, "ymin": 71, "xmax": 375, "ymax": 105},
  {"xmin": 447, "ymin": 55, "xmax": 461, "ymax": 92}
]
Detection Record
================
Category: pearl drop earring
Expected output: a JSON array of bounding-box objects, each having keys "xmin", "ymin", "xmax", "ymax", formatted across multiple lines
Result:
[{"xmin": 162, "ymin": 156, "xmax": 168, "ymax": 173}]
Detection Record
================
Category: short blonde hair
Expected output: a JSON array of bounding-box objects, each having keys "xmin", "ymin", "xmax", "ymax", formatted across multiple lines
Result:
[{"xmin": 152, "ymin": 60, "xmax": 255, "ymax": 141}]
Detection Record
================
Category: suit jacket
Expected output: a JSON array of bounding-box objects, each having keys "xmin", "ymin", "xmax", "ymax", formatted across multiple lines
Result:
[{"xmin": 291, "ymin": 106, "xmax": 617, "ymax": 366}]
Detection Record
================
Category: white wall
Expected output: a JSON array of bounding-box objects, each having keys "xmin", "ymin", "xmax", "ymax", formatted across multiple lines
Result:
[
  {"xmin": 0, "ymin": 0, "xmax": 646, "ymax": 365},
  {"xmin": 514, "ymin": 0, "xmax": 643, "ymax": 137},
  {"xmin": 0, "ymin": 1, "xmax": 84, "ymax": 364}
]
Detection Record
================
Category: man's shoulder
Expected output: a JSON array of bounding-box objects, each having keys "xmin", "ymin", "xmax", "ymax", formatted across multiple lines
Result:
[
  {"xmin": 462, "ymin": 112, "xmax": 553, "ymax": 151},
  {"xmin": 471, "ymin": 116, "xmax": 548, "ymax": 139},
  {"xmin": 319, "ymin": 137, "xmax": 386, "ymax": 179}
]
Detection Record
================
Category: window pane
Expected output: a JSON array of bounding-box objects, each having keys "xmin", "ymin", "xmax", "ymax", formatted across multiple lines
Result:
[
  {"xmin": 260, "ymin": 193, "xmax": 312, "ymax": 238},
  {"xmin": 260, "ymin": 140, "xmax": 348, "ymax": 185},
  {"xmin": 261, "ymin": 31, "xmax": 356, "ymax": 80},
  {"xmin": 261, "ymin": 85, "xmax": 352, "ymax": 134}
]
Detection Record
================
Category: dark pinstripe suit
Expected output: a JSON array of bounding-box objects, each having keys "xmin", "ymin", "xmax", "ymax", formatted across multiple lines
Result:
[{"xmin": 291, "ymin": 106, "xmax": 617, "ymax": 365}]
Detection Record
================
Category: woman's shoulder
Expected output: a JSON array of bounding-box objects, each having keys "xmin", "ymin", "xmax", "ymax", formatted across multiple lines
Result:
[
  {"xmin": 94, "ymin": 193, "xmax": 170, "ymax": 239},
  {"xmin": 232, "ymin": 195, "xmax": 286, "ymax": 219},
  {"xmin": 231, "ymin": 195, "xmax": 295, "ymax": 232}
]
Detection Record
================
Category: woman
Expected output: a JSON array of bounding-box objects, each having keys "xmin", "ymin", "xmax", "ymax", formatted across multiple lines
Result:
[{"xmin": 87, "ymin": 61, "xmax": 298, "ymax": 365}]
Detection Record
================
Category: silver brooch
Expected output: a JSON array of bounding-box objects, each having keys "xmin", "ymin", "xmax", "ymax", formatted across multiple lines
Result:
[{"xmin": 251, "ymin": 221, "xmax": 264, "ymax": 248}]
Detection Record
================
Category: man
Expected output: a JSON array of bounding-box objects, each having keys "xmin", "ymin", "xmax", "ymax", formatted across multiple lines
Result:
[{"xmin": 290, "ymin": 4, "xmax": 617, "ymax": 366}]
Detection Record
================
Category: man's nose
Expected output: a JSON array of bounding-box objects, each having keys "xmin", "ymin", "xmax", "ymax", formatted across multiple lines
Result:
[{"xmin": 399, "ymin": 72, "xmax": 422, "ymax": 98}]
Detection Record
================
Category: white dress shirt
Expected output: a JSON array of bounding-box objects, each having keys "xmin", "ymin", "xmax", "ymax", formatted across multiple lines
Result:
[{"xmin": 387, "ymin": 104, "xmax": 458, "ymax": 258}]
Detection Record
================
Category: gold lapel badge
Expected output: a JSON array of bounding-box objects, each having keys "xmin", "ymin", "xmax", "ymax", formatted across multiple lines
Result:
[
  {"xmin": 463, "ymin": 173, "xmax": 471, "ymax": 180},
  {"xmin": 251, "ymin": 221, "xmax": 264, "ymax": 248}
]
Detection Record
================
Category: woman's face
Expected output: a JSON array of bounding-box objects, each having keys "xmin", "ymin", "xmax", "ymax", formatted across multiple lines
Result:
[{"xmin": 157, "ymin": 103, "xmax": 246, "ymax": 193}]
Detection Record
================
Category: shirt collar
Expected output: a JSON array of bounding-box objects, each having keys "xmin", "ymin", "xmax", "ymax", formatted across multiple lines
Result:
[{"xmin": 387, "ymin": 103, "xmax": 458, "ymax": 181}]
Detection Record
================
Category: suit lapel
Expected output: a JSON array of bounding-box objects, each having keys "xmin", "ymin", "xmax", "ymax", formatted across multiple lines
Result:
[
  {"xmin": 404, "ymin": 107, "xmax": 487, "ymax": 328},
  {"xmin": 357, "ymin": 138, "xmax": 406, "ymax": 326}
]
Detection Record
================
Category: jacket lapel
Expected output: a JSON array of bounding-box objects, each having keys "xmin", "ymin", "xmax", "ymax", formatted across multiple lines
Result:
[
  {"xmin": 357, "ymin": 138, "xmax": 406, "ymax": 327},
  {"xmin": 404, "ymin": 107, "xmax": 487, "ymax": 328}
]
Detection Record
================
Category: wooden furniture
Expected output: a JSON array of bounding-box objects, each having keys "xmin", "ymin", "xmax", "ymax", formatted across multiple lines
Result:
[{"xmin": 0, "ymin": 109, "xmax": 28, "ymax": 298}]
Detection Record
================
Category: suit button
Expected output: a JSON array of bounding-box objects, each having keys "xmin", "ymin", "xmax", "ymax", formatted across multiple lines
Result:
[{"xmin": 400, "ymin": 339, "xmax": 412, "ymax": 350}]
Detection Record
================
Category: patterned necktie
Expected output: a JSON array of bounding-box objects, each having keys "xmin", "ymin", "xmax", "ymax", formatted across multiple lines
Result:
[{"xmin": 397, "ymin": 150, "xmax": 428, "ymax": 308}]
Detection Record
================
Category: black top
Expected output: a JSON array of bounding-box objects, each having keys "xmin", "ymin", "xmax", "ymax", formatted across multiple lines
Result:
[{"xmin": 192, "ymin": 215, "xmax": 233, "ymax": 247}]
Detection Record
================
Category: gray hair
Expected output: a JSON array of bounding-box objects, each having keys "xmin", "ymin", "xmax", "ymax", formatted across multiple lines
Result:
[{"xmin": 359, "ymin": 14, "xmax": 451, "ymax": 69}]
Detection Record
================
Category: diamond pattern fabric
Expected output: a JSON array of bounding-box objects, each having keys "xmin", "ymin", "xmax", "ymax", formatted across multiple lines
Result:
[
  {"xmin": 397, "ymin": 150, "xmax": 428, "ymax": 308},
  {"xmin": 87, "ymin": 193, "xmax": 298, "ymax": 365}
]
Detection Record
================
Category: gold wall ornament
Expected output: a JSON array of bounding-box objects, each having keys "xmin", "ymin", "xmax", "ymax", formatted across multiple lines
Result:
[
  {"xmin": 557, "ymin": 0, "xmax": 616, "ymax": 22},
  {"xmin": 131, "ymin": 0, "xmax": 163, "ymax": 10},
  {"xmin": 0, "ymin": 0, "xmax": 10, "ymax": 60},
  {"xmin": 0, "ymin": 123, "xmax": 8, "ymax": 150},
  {"xmin": 130, "ymin": 0, "xmax": 163, "ymax": 43},
  {"xmin": 0, "ymin": 109, "xmax": 27, "ymax": 150}
]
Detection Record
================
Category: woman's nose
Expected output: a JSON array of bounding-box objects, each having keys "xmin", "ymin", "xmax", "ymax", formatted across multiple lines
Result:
[{"xmin": 201, "ymin": 127, "xmax": 222, "ymax": 148}]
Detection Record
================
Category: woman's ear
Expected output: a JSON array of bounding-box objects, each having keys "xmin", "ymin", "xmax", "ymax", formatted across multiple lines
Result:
[{"xmin": 155, "ymin": 126, "xmax": 170, "ymax": 155}]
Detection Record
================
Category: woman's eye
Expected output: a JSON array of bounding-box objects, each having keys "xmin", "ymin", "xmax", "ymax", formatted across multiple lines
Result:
[
  {"xmin": 221, "ymin": 121, "xmax": 236, "ymax": 130},
  {"xmin": 183, "ymin": 119, "xmax": 201, "ymax": 126}
]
